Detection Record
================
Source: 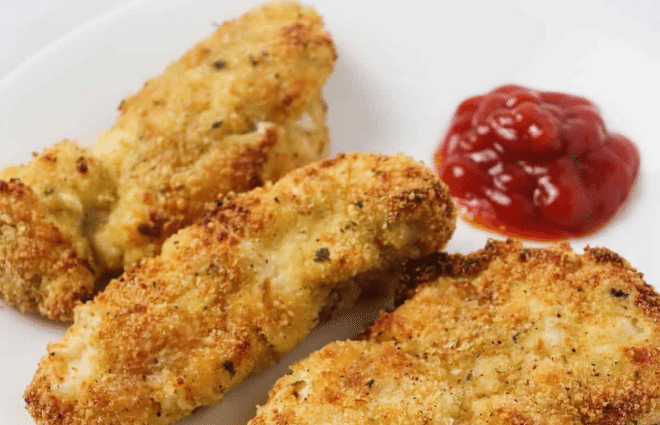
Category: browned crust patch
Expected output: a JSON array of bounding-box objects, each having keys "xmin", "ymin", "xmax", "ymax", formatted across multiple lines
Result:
[{"xmin": 0, "ymin": 179, "xmax": 95, "ymax": 321}]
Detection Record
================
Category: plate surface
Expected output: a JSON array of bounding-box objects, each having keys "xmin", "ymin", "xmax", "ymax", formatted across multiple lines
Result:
[{"xmin": 1, "ymin": 0, "xmax": 659, "ymax": 423}]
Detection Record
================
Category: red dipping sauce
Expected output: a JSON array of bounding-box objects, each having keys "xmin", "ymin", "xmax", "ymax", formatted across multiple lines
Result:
[{"xmin": 435, "ymin": 84, "xmax": 639, "ymax": 240}]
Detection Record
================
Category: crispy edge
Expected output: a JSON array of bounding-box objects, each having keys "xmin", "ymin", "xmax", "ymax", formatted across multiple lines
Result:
[{"xmin": 0, "ymin": 180, "xmax": 95, "ymax": 321}]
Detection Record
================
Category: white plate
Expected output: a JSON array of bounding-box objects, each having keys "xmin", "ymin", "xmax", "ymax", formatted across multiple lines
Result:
[{"xmin": 1, "ymin": 0, "xmax": 659, "ymax": 423}]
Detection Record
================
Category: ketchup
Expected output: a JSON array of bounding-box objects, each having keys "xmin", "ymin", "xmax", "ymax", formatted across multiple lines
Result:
[{"xmin": 434, "ymin": 84, "xmax": 639, "ymax": 240}]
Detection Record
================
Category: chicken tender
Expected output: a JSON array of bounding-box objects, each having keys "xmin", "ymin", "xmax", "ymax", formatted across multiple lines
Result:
[
  {"xmin": 24, "ymin": 152, "xmax": 456, "ymax": 425},
  {"xmin": 0, "ymin": 141, "xmax": 116, "ymax": 321},
  {"xmin": 0, "ymin": 0, "xmax": 335, "ymax": 320},
  {"xmin": 93, "ymin": 0, "xmax": 336, "ymax": 269},
  {"xmin": 250, "ymin": 239, "xmax": 660, "ymax": 425}
]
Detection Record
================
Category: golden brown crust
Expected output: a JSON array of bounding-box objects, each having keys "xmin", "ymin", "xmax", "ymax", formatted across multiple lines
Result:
[
  {"xmin": 93, "ymin": 0, "xmax": 336, "ymax": 269},
  {"xmin": 0, "ymin": 140, "xmax": 115, "ymax": 320},
  {"xmin": 0, "ymin": 1, "xmax": 335, "ymax": 320},
  {"xmin": 0, "ymin": 179, "xmax": 94, "ymax": 321},
  {"xmin": 251, "ymin": 239, "xmax": 660, "ymax": 425},
  {"xmin": 24, "ymin": 152, "xmax": 456, "ymax": 425}
]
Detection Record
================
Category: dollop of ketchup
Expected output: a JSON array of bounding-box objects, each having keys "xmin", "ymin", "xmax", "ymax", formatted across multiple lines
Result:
[{"xmin": 435, "ymin": 84, "xmax": 639, "ymax": 239}]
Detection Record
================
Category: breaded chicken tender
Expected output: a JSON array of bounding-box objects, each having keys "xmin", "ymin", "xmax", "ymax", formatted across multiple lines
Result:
[
  {"xmin": 24, "ymin": 152, "xmax": 456, "ymax": 425},
  {"xmin": 93, "ymin": 0, "xmax": 336, "ymax": 269},
  {"xmin": 250, "ymin": 239, "xmax": 660, "ymax": 425},
  {"xmin": 0, "ymin": 1, "xmax": 336, "ymax": 320},
  {"xmin": 0, "ymin": 141, "xmax": 116, "ymax": 320}
]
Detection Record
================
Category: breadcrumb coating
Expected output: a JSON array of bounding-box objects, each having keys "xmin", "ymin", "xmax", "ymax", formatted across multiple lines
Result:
[
  {"xmin": 93, "ymin": 0, "xmax": 336, "ymax": 269},
  {"xmin": 24, "ymin": 152, "xmax": 456, "ymax": 425},
  {"xmin": 0, "ymin": 140, "xmax": 115, "ymax": 321},
  {"xmin": 0, "ymin": 1, "xmax": 335, "ymax": 320},
  {"xmin": 250, "ymin": 239, "xmax": 660, "ymax": 425}
]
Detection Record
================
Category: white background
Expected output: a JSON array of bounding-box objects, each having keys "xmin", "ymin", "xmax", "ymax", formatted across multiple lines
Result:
[{"xmin": 1, "ymin": 0, "xmax": 660, "ymax": 80}]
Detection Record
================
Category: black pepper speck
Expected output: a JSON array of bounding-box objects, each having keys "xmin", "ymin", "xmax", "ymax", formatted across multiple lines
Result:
[
  {"xmin": 223, "ymin": 360, "xmax": 236, "ymax": 377},
  {"xmin": 314, "ymin": 247, "xmax": 330, "ymax": 262},
  {"xmin": 610, "ymin": 288, "xmax": 629, "ymax": 298}
]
